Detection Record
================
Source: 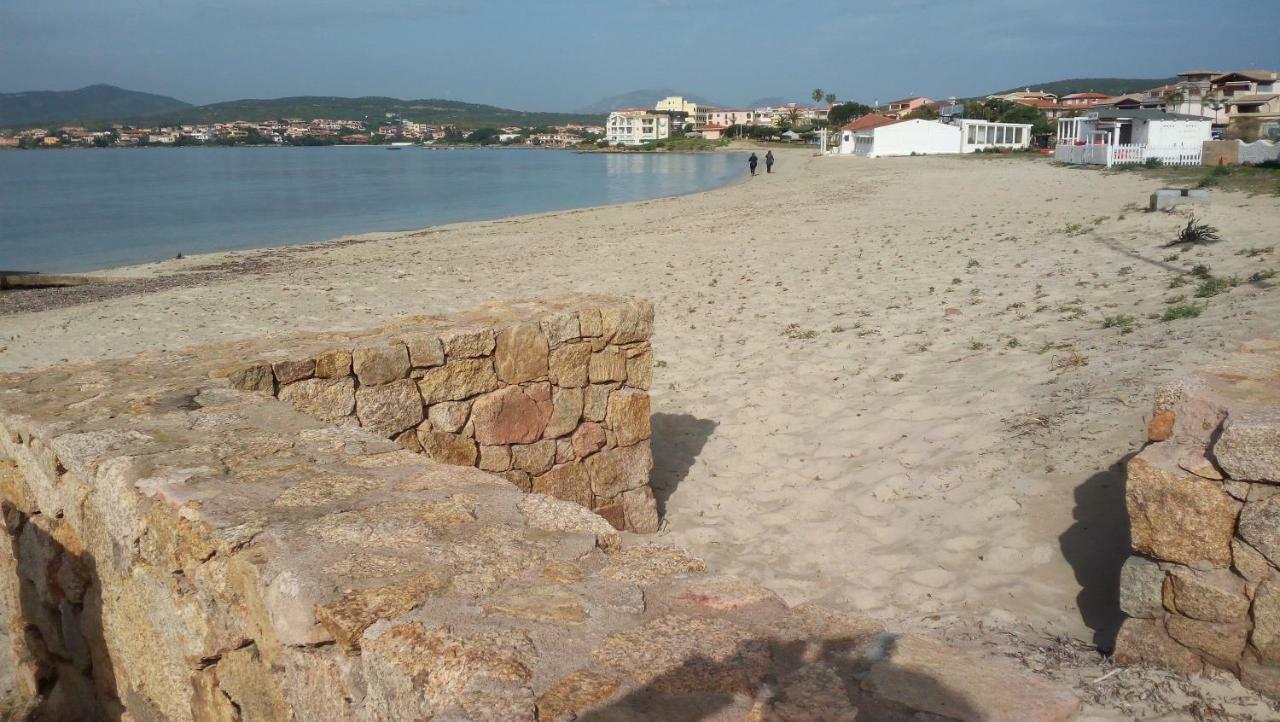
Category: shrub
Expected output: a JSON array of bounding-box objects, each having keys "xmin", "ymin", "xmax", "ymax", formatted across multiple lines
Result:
[
  {"xmin": 1101, "ymin": 314, "xmax": 1137, "ymax": 334},
  {"xmin": 1162, "ymin": 303, "xmax": 1203, "ymax": 321},
  {"xmin": 1194, "ymin": 276, "xmax": 1238, "ymax": 298},
  {"xmin": 1166, "ymin": 218, "xmax": 1221, "ymax": 247}
]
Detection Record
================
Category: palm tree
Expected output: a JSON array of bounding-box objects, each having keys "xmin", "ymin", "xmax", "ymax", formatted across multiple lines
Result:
[
  {"xmin": 824, "ymin": 93, "xmax": 836, "ymax": 106},
  {"xmin": 812, "ymin": 88, "xmax": 825, "ymax": 105}
]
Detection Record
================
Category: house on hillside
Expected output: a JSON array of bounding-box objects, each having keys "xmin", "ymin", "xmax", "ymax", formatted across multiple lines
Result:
[
  {"xmin": 883, "ymin": 96, "xmax": 931, "ymax": 118},
  {"xmin": 1097, "ymin": 94, "xmax": 1167, "ymax": 111},
  {"xmin": 833, "ymin": 116, "xmax": 1031, "ymax": 157},
  {"xmin": 1012, "ymin": 97, "xmax": 1070, "ymax": 119},
  {"xmin": 1060, "ymin": 92, "xmax": 1111, "ymax": 107},
  {"xmin": 1054, "ymin": 108, "xmax": 1210, "ymax": 166}
]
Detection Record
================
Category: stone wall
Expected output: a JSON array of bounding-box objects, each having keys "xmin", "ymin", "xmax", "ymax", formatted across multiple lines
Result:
[
  {"xmin": 216, "ymin": 296, "xmax": 658, "ymax": 532},
  {"xmin": 1114, "ymin": 338, "xmax": 1280, "ymax": 699},
  {"xmin": 1202, "ymin": 139, "xmax": 1280, "ymax": 166},
  {"xmin": 0, "ymin": 297, "xmax": 1081, "ymax": 721}
]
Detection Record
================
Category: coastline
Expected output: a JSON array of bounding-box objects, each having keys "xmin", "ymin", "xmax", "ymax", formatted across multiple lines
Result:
[{"xmin": 3, "ymin": 151, "xmax": 1279, "ymax": 718}]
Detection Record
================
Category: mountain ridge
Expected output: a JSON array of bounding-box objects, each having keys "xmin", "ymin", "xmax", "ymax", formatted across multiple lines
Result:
[{"xmin": 0, "ymin": 84, "xmax": 192, "ymax": 127}]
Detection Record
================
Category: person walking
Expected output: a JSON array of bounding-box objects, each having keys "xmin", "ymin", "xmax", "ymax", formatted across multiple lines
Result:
[
  {"xmin": 748, "ymin": 153, "xmax": 758, "ymax": 176},
  {"xmin": 765, "ymin": 150, "xmax": 775, "ymax": 174}
]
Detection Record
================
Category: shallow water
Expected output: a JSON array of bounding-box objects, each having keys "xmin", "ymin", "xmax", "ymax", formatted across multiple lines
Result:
[{"xmin": 0, "ymin": 146, "xmax": 744, "ymax": 272}]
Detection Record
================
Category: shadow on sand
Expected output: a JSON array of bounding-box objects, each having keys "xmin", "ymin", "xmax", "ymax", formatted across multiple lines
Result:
[
  {"xmin": 1057, "ymin": 454, "xmax": 1133, "ymax": 652},
  {"xmin": 577, "ymin": 634, "xmax": 981, "ymax": 722},
  {"xmin": 649, "ymin": 413, "xmax": 717, "ymax": 517}
]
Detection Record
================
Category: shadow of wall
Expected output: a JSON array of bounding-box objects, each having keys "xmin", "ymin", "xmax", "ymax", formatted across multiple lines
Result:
[
  {"xmin": 648, "ymin": 413, "xmax": 718, "ymax": 518},
  {"xmin": 1057, "ymin": 454, "xmax": 1133, "ymax": 652}
]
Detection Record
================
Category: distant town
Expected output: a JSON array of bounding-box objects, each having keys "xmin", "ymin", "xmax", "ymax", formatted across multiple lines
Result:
[{"xmin": 2, "ymin": 69, "xmax": 1276, "ymax": 151}]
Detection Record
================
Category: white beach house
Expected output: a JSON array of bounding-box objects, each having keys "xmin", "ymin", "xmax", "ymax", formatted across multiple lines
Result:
[
  {"xmin": 834, "ymin": 116, "xmax": 1032, "ymax": 157},
  {"xmin": 1054, "ymin": 108, "xmax": 1211, "ymax": 166}
]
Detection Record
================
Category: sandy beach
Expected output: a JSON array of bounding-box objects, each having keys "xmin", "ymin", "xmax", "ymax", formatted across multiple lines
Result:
[{"xmin": 3, "ymin": 148, "xmax": 1279, "ymax": 718}]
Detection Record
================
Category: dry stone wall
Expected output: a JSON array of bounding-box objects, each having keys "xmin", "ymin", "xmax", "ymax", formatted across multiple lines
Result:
[
  {"xmin": 0, "ymin": 296, "xmax": 1081, "ymax": 721},
  {"xmin": 1114, "ymin": 338, "xmax": 1280, "ymax": 699},
  {"xmin": 217, "ymin": 296, "xmax": 658, "ymax": 532}
]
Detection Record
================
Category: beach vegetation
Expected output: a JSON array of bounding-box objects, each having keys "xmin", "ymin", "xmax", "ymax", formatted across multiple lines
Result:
[
  {"xmin": 1100, "ymin": 314, "xmax": 1137, "ymax": 334},
  {"xmin": 1006, "ymin": 337, "xmax": 1021, "ymax": 348},
  {"xmin": 782, "ymin": 323, "xmax": 818, "ymax": 340},
  {"xmin": 1166, "ymin": 218, "xmax": 1221, "ymax": 247},
  {"xmin": 1051, "ymin": 350, "xmax": 1089, "ymax": 370},
  {"xmin": 1168, "ymin": 275, "xmax": 1189, "ymax": 288},
  {"xmin": 1237, "ymin": 246, "xmax": 1274, "ymax": 257},
  {"xmin": 1190, "ymin": 263, "xmax": 1213, "ymax": 278},
  {"xmin": 969, "ymin": 339, "xmax": 987, "ymax": 350},
  {"xmin": 889, "ymin": 372, "xmax": 905, "ymax": 382},
  {"xmin": 1250, "ymin": 269, "xmax": 1277, "ymax": 282},
  {"xmin": 1162, "ymin": 303, "xmax": 1203, "ymax": 321},
  {"xmin": 1194, "ymin": 275, "xmax": 1239, "ymax": 298}
]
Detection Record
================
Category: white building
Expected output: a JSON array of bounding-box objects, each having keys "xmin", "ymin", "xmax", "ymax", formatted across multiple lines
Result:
[
  {"xmin": 606, "ymin": 109, "xmax": 671, "ymax": 146},
  {"xmin": 1054, "ymin": 108, "xmax": 1211, "ymax": 166},
  {"xmin": 834, "ymin": 117, "xmax": 1031, "ymax": 157}
]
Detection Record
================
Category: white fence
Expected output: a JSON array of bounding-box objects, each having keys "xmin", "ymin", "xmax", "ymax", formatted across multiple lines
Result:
[{"xmin": 1055, "ymin": 143, "xmax": 1202, "ymax": 167}]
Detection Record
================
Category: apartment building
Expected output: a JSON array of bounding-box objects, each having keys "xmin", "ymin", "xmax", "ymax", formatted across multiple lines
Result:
[{"xmin": 605, "ymin": 109, "xmax": 672, "ymax": 145}]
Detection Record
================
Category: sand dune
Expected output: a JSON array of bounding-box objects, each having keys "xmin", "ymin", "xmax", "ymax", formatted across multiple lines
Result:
[{"xmin": 3, "ymin": 149, "xmax": 1279, "ymax": 718}]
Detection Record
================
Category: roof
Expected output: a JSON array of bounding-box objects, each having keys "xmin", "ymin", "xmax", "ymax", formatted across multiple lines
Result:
[
  {"xmin": 1091, "ymin": 108, "xmax": 1209, "ymax": 122},
  {"xmin": 1061, "ymin": 92, "xmax": 1111, "ymax": 100},
  {"xmin": 1178, "ymin": 69, "xmax": 1220, "ymax": 77},
  {"xmin": 1014, "ymin": 98, "xmax": 1067, "ymax": 110},
  {"xmin": 840, "ymin": 113, "xmax": 903, "ymax": 132},
  {"xmin": 1213, "ymin": 70, "xmax": 1279, "ymax": 83},
  {"xmin": 1225, "ymin": 94, "xmax": 1280, "ymax": 104},
  {"xmin": 886, "ymin": 96, "xmax": 930, "ymax": 106}
]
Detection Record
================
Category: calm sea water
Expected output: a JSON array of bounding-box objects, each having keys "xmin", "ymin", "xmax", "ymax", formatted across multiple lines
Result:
[{"xmin": 0, "ymin": 146, "xmax": 744, "ymax": 273}]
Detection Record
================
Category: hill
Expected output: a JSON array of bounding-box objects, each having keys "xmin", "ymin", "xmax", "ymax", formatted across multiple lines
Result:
[
  {"xmin": 577, "ymin": 88, "xmax": 719, "ymax": 114},
  {"xmin": 0, "ymin": 84, "xmax": 192, "ymax": 127},
  {"xmin": 130, "ymin": 96, "xmax": 603, "ymax": 128},
  {"xmin": 990, "ymin": 77, "xmax": 1179, "ymax": 97}
]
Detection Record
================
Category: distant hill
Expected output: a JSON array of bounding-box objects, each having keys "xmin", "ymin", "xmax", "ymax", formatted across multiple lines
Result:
[
  {"xmin": 577, "ymin": 88, "xmax": 719, "ymax": 114},
  {"xmin": 0, "ymin": 84, "xmax": 192, "ymax": 127},
  {"xmin": 990, "ymin": 77, "xmax": 1179, "ymax": 97},
  {"xmin": 128, "ymin": 96, "xmax": 603, "ymax": 129}
]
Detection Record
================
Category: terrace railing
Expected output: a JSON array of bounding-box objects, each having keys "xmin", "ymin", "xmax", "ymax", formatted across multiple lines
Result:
[{"xmin": 1056, "ymin": 143, "xmax": 1203, "ymax": 167}]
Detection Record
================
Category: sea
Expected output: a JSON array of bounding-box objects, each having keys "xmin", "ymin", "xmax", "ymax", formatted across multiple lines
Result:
[{"xmin": 0, "ymin": 146, "xmax": 744, "ymax": 273}]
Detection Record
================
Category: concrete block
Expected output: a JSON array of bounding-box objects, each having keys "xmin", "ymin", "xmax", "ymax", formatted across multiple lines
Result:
[{"xmin": 1150, "ymin": 188, "xmax": 1210, "ymax": 211}]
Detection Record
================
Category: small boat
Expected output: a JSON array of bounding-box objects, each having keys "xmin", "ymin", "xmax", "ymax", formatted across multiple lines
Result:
[{"xmin": 386, "ymin": 146, "xmax": 402, "ymax": 151}]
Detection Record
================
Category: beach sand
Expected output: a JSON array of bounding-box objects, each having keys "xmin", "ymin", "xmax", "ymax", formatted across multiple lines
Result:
[{"xmin": 3, "ymin": 149, "xmax": 1279, "ymax": 718}]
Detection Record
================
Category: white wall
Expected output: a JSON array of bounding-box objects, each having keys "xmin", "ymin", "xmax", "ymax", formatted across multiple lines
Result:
[
  {"xmin": 1145, "ymin": 119, "xmax": 1212, "ymax": 147},
  {"xmin": 868, "ymin": 120, "xmax": 962, "ymax": 157}
]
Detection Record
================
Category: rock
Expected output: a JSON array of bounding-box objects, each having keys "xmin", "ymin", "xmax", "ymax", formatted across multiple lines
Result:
[
  {"xmin": 511, "ymin": 441, "xmax": 555, "ymax": 476},
  {"xmin": 671, "ymin": 575, "xmax": 784, "ymax": 612},
  {"xmin": 1165, "ymin": 567, "xmax": 1249, "ymax": 622},
  {"xmin": 767, "ymin": 662, "xmax": 860, "ymax": 722},
  {"xmin": 626, "ymin": 349, "xmax": 652, "ymax": 390},
  {"xmin": 531, "ymin": 464, "xmax": 591, "ymax": 508},
  {"xmin": 536, "ymin": 669, "xmax": 619, "ymax": 722},
  {"xmin": 1177, "ymin": 447, "xmax": 1225, "ymax": 480},
  {"xmin": 1251, "ymin": 483, "xmax": 1280, "ymax": 502},
  {"xmin": 571, "ymin": 422, "xmax": 606, "ymax": 459},
  {"xmin": 427, "ymin": 400, "xmax": 472, "ymax": 434},
  {"xmin": 594, "ymin": 502, "xmax": 626, "ymax": 530},
  {"xmin": 516, "ymin": 494, "xmax": 620, "ymax": 550},
  {"xmin": 1151, "ymin": 378, "xmax": 1228, "ymax": 447},
  {"xmin": 585, "ymin": 444, "xmax": 652, "ymax": 499},
  {"xmin": 417, "ymin": 358, "xmax": 500, "ymax": 404},
  {"xmin": 555, "ymin": 439, "xmax": 574, "ymax": 465},
  {"xmin": 622, "ymin": 486, "xmax": 660, "ymax": 533},
  {"xmin": 484, "ymin": 583, "xmax": 587, "ymax": 624},
  {"xmin": 206, "ymin": 643, "xmax": 293, "ymax": 722},
  {"xmin": 1118, "ymin": 556, "xmax": 1166, "ymax": 619},
  {"xmin": 1233, "ymin": 538, "xmax": 1275, "ymax": 583},
  {"xmin": 1148, "ymin": 410, "xmax": 1175, "ymax": 442},
  {"xmin": 401, "ymin": 333, "xmax": 444, "ymax": 368},
  {"xmin": 352, "ymin": 343, "xmax": 411, "ymax": 386},
  {"xmin": 1252, "ymin": 577, "xmax": 1280, "ymax": 663},
  {"xmin": 356, "ymin": 379, "xmax": 424, "ymax": 437},
  {"xmin": 548, "ymin": 343, "xmax": 590, "ymax": 388},
  {"xmin": 1239, "ymin": 657, "xmax": 1280, "ymax": 701},
  {"xmin": 314, "ymin": 573, "xmax": 446, "ymax": 651},
  {"xmin": 502, "ymin": 469, "xmax": 532, "ymax": 492},
  {"xmin": 584, "ymin": 384, "xmax": 617, "ymax": 423},
  {"xmin": 478, "ymin": 445, "xmax": 512, "ymax": 473},
  {"xmin": 495, "ymin": 323, "xmax": 549, "ymax": 384},
  {"xmin": 591, "ymin": 614, "xmax": 769, "ymax": 695},
  {"xmin": 540, "ymin": 312, "xmax": 581, "ymax": 347},
  {"xmin": 1224, "ymin": 480, "xmax": 1251, "ymax": 500},
  {"xmin": 605, "ymin": 390, "xmax": 650, "ymax": 447},
  {"xmin": 1215, "ymin": 409, "xmax": 1280, "ymax": 482},
  {"xmin": 228, "ymin": 362, "xmax": 274, "ymax": 393},
  {"xmin": 589, "ymin": 348, "xmax": 627, "ymax": 383},
  {"xmin": 440, "ymin": 326, "xmax": 495, "ymax": 359},
  {"xmin": 1166, "ymin": 614, "xmax": 1249, "ymax": 665},
  {"xmin": 418, "ymin": 431, "xmax": 478, "ymax": 466},
  {"xmin": 314, "ymin": 348, "xmax": 352, "ymax": 379},
  {"xmin": 1113, "ymin": 617, "xmax": 1203, "ymax": 675},
  {"xmin": 860, "ymin": 634, "xmax": 1080, "ymax": 722},
  {"xmin": 273, "ymin": 358, "xmax": 315, "ymax": 385},
  {"xmin": 544, "ymin": 388, "xmax": 584, "ymax": 439},
  {"xmin": 394, "ymin": 430, "xmax": 423, "ymax": 453},
  {"xmin": 600, "ymin": 300, "xmax": 653, "ymax": 345},
  {"xmin": 578, "ymin": 308, "xmax": 603, "ymax": 337},
  {"xmin": 279, "ymin": 377, "xmax": 356, "ymax": 422},
  {"xmin": 1239, "ymin": 496, "xmax": 1280, "ymax": 567},
  {"xmin": 472, "ymin": 386, "xmax": 553, "ymax": 446},
  {"xmin": 1127, "ymin": 442, "xmax": 1239, "ymax": 567},
  {"xmin": 604, "ymin": 545, "xmax": 707, "ymax": 585}
]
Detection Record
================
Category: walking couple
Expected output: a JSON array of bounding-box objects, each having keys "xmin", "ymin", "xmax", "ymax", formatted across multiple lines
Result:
[{"xmin": 748, "ymin": 151, "xmax": 774, "ymax": 176}]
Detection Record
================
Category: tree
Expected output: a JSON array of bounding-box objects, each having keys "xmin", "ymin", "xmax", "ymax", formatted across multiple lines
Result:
[
  {"xmin": 824, "ymin": 93, "xmax": 836, "ymax": 106},
  {"xmin": 811, "ymin": 88, "xmax": 824, "ymax": 104},
  {"xmin": 906, "ymin": 105, "xmax": 939, "ymax": 120},
  {"xmin": 993, "ymin": 103, "xmax": 1053, "ymax": 136},
  {"xmin": 827, "ymin": 101, "xmax": 875, "ymax": 128},
  {"xmin": 786, "ymin": 107, "xmax": 802, "ymax": 127}
]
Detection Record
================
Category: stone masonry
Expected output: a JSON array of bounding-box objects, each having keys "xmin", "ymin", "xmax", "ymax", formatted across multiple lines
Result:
[
  {"xmin": 1114, "ymin": 338, "xmax": 1280, "ymax": 699},
  {"xmin": 0, "ymin": 296, "xmax": 1079, "ymax": 721},
  {"xmin": 216, "ymin": 295, "xmax": 658, "ymax": 533}
]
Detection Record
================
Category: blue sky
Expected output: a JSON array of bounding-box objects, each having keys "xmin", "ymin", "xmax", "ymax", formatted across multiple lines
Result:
[{"xmin": 3, "ymin": 0, "xmax": 1278, "ymax": 110}]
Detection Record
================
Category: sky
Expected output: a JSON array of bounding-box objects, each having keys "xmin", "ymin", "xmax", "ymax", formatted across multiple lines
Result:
[{"xmin": 3, "ymin": 0, "xmax": 1279, "ymax": 111}]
